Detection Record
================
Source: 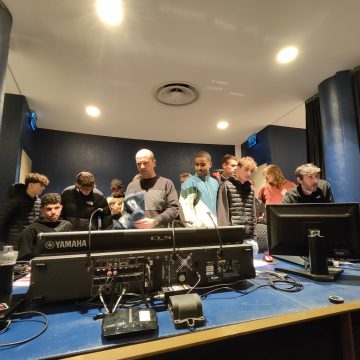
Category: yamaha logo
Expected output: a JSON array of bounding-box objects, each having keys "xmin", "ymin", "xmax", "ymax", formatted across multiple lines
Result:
[{"xmin": 45, "ymin": 240, "xmax": 56, "ymax": 250}]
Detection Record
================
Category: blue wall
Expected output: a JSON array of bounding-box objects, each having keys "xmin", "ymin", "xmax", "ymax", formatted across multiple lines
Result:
[
  {"xmin": 318, "ymin": 70, "xmax": 360, "ymax": 203},
  {"xmin": 0, "ymin": 94, "xmax": 34, "ymax": 205},
  {"xmin": 31, "ymin": 129, "xmax": 234, "ymax": 196},
  {"xmin": 241, "ymin": 125, "xmax": 307, "ymax": 181}
]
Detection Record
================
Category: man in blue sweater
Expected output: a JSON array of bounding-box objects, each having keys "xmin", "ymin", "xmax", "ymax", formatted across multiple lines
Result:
[{"xmin": 180, "ymin": 151, "xmax": 219, "ymax": 227}]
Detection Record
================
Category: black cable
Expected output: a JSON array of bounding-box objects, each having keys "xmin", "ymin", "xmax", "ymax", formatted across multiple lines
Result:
[
  {"xmin": 201, "ymin": 283, "xmax": 268, "ymax": 299},
  {"xmin": 207, "ymin": 211, "xmax": 223, "ymax": 258},
  {"xmin": 269, "ymin": 279, "xmax": 304, "ymax": 292},
  {"xmin": 195, "ymin": 278, "xmax": 246, "ymax": 290},
  {"xmin": 135, "ymin": 274, "xmax": 149, "ymax": 308},
  {"xmin": 0, "ymin": 311, "xmax": 48, "ymax": 347},
  {"xmin": 171, "ymin": 220, "xmax": 177, "ymax": 262},
  {"xmin": 255, "ymin": 271, "xmax": 304, "ymax": 292},
  {"xmin": 87, "ymin": 208, "xmax": 104, "ymax": 270}
]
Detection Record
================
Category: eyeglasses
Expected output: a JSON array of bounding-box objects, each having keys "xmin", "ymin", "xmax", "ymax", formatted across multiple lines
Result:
[{"xmin": 0, "ymin": 319, "xmax": 11, "ymax": 334}]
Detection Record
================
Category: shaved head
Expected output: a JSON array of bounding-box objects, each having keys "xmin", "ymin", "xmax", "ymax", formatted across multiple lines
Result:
[
  {"xmin": 136, "ymin": 149, "xmax": 154, "ymax": 160},
  {"xmin": 135, "ymin": 149, "xmax": 156, "ymax": 179}
]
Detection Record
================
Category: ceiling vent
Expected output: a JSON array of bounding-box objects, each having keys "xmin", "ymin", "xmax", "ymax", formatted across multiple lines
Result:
[{"xmin": 153, "ymin": 82, "xmax": 199, "ymax": 106}]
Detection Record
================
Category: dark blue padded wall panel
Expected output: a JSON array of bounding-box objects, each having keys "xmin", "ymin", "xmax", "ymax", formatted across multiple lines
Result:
[
  {"xmin": 319, "ymin": 70, "xmax": 360, "ymax": 203},
  {"xmin": 31, "ymin": 129, "xmax": 234, "ymax": 196},
  {"xmin": 241, "ymin": 128, "xmax": 271, "ymax": 166},
  {"xmin": 0, "ymin": 4, "xmax": 12, "ymax": 123},
  {"xmin": 241, "ymin": 125, "xmax": 306, "ymax": 182},
  {"xmin": 267, "ymin": 126, "xmax": 306, "ymax": 182},
  {"xmin": 0, "ymin": 94, "xmax": 32, "ymax": 205}
]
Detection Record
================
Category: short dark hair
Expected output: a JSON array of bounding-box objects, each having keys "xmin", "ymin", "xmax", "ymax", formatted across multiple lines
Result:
[
  {"xmin": 25, "ymin": 173, "xmax": 49, "ymax": 187},
  {"xmin": 111, "ymin": 179, "xmax": 122, "ymax": 189},
  {"xmin": 221, "ymin": 154, "xmax": 236, "ymax": 165},
  {"xmin": 76, "ymin": 171, "xmax": 95, "ymax": 188},
  {"xmin": 194, "ymin": 151, "xmax": 212, "ymax": 162},
  {"xmin": 41, "ymin": 193, "xmax": 61, "ymax": 207}
]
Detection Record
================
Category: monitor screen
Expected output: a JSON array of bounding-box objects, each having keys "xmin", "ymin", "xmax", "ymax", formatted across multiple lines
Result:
[
  {"xmin": 266, "ymin": 203, "xmax": 360, "ymax": 281},
  {"xmin": 36, "ymin": 225, "xmax": 245, "ymax": 256}
]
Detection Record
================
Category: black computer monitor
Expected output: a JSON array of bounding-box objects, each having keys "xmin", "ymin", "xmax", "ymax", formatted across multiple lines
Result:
[
  {"xmin": 35, "ymin": 226, "xmax": 245, "ymax": 256},
  {"xmin": 267, "ymin": 203, "xmax": 360, "ymax": 281}
]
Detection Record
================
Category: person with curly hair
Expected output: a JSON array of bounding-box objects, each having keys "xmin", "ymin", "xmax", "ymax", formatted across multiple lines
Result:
[{"xmin": 258, "ymin": 164, "xmax": 296, "ymax": 205}]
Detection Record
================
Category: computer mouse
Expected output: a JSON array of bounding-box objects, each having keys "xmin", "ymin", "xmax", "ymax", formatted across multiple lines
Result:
[{"xmin": 262, "ymin": 253, "xmax": 274, "ymax": 263}]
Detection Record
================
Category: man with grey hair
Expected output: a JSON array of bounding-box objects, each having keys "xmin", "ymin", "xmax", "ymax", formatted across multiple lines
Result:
[
  {"xmin": 124, "ymin": 149, "xmax": 179, "ymax": 228},
  {"xmin": 282, "ymin": 163, "xmax": 334, "ymax": 204}
]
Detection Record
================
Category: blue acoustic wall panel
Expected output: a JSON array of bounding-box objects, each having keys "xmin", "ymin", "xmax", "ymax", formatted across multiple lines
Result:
[
  {"xmin": 0, "ymin": 94, "xmax": 34, "ymax": 206},
  {"xmin": 31, "ymin": 129, "xmax": 234, "ymax": 196},
  {"xmin": 0, "ymin": 4, "xmax": 12, "ymax": 123},
  {"xmin": 241, "ymin": 125, "xmax": 306, "ymax": 182},
  {"xmin": 319, "ymin": 70, "xmax": 360, "ymax": 203}
]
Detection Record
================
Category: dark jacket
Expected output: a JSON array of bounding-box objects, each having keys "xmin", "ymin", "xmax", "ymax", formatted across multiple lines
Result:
[
  {"xmin": 0, "ymin": 183, "xmax": 41, "ymax": 249},
  {"xmin": 282, "ymin": 179, "xmax": 334, "ymax": 204},
  {"xmin": 18, "ymin": 218, "xmax": 73, "ymax": 259},
  {"xmin": 61, "ymin": 186, "xmax": 112, "ymax": 230},
  {"xmin": 217, "ymin": 178, "xmax": 257, "ymax": 241}
]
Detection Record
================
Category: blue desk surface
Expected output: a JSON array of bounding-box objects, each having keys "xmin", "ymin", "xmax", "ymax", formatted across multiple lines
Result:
[{"xmin": 1, "ymin": 260, "xmax": 360, "ymax": 360}]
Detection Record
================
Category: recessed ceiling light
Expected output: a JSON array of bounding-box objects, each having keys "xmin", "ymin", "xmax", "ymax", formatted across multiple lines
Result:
[
  {"xmin": 96, "ymin": 0, "xmax": 123, "ymax": 26},
  {"xmin": 276, "ymin": 46, "xmax": 298, "ymax": 64},
  {"xmin": 217, "ymin": 121, "xmax": 229, "ymax": 130},
  {"xmin": 86, "ymin": 106, "xmax": 101, "ymax": 117}
]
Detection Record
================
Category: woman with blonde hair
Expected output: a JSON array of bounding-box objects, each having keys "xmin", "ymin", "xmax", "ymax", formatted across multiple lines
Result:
[{"xmin": 257, "ymin": 164, "xmax": 296, "ymax": 205}]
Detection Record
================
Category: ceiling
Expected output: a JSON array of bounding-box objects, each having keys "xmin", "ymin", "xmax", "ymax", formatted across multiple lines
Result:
[{"xmin": 3, "ymin": 0, "xmax": 360, "ymax": 145}]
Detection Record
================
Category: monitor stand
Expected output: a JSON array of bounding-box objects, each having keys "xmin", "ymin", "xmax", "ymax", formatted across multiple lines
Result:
[
  {"xmin": 274, "ymin": 230, "xmax": 343, "ymax": 282},
  {"xmin": 273, "ymin": 255, "xmax": 307, "ymax": 267},
  {"xmin": 274, "ymin": 265, "xmax": 343, "ymax": 282}
]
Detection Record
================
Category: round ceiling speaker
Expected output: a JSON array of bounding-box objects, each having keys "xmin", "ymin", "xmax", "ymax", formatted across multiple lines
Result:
[{"xmin": 153, "ymin": 82, "xmax": 200, "ymax": 106}]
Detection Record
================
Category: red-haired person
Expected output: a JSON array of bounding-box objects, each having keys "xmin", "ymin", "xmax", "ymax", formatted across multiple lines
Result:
[{"xmin": 258, "ymin": 165, "xmax": 296, "ymax": 205}]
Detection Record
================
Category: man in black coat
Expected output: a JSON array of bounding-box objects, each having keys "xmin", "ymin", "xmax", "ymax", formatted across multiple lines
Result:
[
  {"xmin": 61, "ymin": 171, "xmax": 112, "ymax": 230},
  {"xmin": 282, "ymin": 163, "xmax": 334, "ymax": 204},
  {"xmin": 0, "ymin": 173, "xmax": 49, "ymax": 250},
  {"xmin": 18, "ymin": 193, "xmax": 73, "ymax": 259}
]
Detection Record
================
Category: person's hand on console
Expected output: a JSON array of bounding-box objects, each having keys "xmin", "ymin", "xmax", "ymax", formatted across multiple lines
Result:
[{"xmin": 133, "ymin": 218, "xmax": 156, "ymax": 229}]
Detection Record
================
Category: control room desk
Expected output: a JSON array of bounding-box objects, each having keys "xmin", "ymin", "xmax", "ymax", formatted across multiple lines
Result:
[{"xmin": 1, "ymin": 261, "xmax": 360, "ymax": 360}]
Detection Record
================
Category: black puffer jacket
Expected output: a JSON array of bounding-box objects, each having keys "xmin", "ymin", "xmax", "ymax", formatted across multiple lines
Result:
[
  {"xmin": 217, "ymin": 178, "xmax": 257, "ymax": 240},
  {"xmin": 61, "ymin": 186, "xmax": 112, "ymax": 230},
  {"xmin": 0, "ymin": 183, "xmax": 41, "ymax": 249}
]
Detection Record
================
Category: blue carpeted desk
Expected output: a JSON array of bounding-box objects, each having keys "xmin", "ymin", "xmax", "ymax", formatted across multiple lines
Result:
[{"xmin": 1, "ymin": 260, "xmax": 360, "ymax": 360}]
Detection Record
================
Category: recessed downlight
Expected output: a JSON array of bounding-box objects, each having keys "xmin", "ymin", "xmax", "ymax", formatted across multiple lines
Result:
[
  {"xmin": 276, "ymin": 46, "xmax": 298, "ymax": 64},
  {"xmin": 96, "ymin": 0, "xmax": 123, "ymax": 26},
  {"xmin": 86, "ymin": 106, "xmax": 101, "ymax": 117},
  {"xmin": 217, "ymin": 121, "xmax": 229, "ymax": 130}
]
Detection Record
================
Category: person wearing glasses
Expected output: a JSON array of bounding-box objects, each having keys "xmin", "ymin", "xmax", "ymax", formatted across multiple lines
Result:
[{"xmin": 61, "ymin": 171, "xmax": 112, "ymax": 230}]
